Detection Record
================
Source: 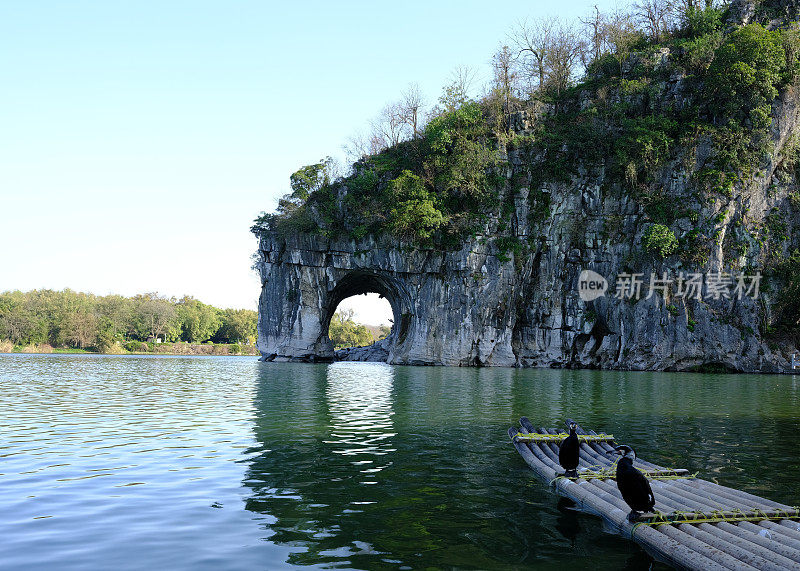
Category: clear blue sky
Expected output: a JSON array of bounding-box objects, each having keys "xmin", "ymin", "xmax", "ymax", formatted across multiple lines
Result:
[{"xmin": 0, "ymin": 0, "xmax": 618, "ymax": 316}]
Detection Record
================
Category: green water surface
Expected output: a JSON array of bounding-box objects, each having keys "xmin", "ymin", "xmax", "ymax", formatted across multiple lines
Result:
[{"xmin": 1, "ymin": 355, "xmax": 798, "ymax": 569}]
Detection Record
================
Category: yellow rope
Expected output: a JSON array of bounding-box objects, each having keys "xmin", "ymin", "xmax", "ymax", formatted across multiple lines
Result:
[
  {"xmin": 630, "ymin": 506, "xmax": 800, "ymax": 537},
  {"xmin": 515, "ymin": 432, "xmax": 615, "ymax": 443},
  {"xmin": 549, "ymin": 463, "xmax": 696, "ymax": 485}
]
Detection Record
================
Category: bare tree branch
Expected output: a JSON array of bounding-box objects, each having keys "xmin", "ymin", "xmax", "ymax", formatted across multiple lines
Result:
[
  {"xmin": 399, "ymin": 83, "xmax": 426, "ymax": 138},
  {"xmin": 635, "ymin": 0, "xmax": 675, "ymax": 42},
  {"xmin": 512, "ymin": 16, "xmax": 557, "ymax": 93}
]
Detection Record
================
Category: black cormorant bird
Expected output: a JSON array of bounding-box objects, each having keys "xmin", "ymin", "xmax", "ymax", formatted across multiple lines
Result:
[
  {"xmin": 558, "ymin": 422, "xmax": 580, "ymax": 477},
  {"xmin": 609, "ymin": 445, "xmax": 655, "ymax": 522}
]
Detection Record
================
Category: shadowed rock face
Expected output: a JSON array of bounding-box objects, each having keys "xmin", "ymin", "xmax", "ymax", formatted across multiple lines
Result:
[{"xmin": 253, "ymin": 84, "xmax": 800, "ymax": 373}]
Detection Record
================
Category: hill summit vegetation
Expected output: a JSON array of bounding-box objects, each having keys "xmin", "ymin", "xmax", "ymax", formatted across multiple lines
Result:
[{"xmin": 255, "ymin": 0, "xmax": 799, "ymax": 244}]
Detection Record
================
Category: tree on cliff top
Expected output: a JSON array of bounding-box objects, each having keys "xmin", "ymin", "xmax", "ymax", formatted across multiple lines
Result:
[
  {"xmin": 276, "ymin": 157, "xmax": 337, "ymax": 217},
  {"xmin": 387, "ymin": 170, "xmax": 446, "ymax": 241},
  {"xmin": 706, "ymin": 23, "xmax": 793, "ymax": 129}
]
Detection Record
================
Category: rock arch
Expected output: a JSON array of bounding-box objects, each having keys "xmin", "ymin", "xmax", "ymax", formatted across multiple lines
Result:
[
  {"xmin": 253, "ymin": 233, "xmax": 520, "ymax": 366},
  {"xmin": 321, "ymin": 270, "xmax": 412, "ymax": 360}
]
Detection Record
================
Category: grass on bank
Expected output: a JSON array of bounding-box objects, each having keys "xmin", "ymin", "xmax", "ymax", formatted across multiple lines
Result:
[{"xmin": 0, "ymin": 339, "xmax": 259, "ymax": 356}]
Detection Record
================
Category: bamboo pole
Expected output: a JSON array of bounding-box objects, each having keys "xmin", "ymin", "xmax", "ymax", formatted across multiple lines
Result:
[
  {"xmin": 676, "ymin": 524, "xmax": 778, "ymax": 570},
  {"xmin": 657, "ymin": 524, "xmax": 759, "ymax": 571},
  {"xmin": 738, "ymin": 521, "xmax": 800, "ymax": 557},
  {"xmin": 685, "ymin": 479, "xmax": 793, "ymax": 511},
  {"xmin": 579, "ymin": 424, "xmax": 666, "ymax": 472},
  {"xmin": 513, "ymin": 428, "xmax": 563, "ymax": 475},
  {"xmin": 591, "ymin": 477, "xmax": 756, "ymax": 570},
  {"xmin": 567, "ymin": 420, "xmax": 660, "ymax": 468},
  {"xmin": 736, "ymin": 521, "xmax": 800, "ymax": 561},
  {"xmin": 520, "ymin": 421, "xmax": 571, "ymax": 469},
  {"xmin": 647, "ymin": 481, "xmax": 714, "ymax": 512},
  {"xmin": 654, "ymin": 480, "xmax": 743, "ymax": 512},
  {"xmin": 758, "ymin": 521, "xmax": 800, "ymax": 550},
  {"xmin": 508, "ymin": 427, "xmax": 556, "ymax": 477},
  {"xmin": 711, "ymin": 523, "xmax": 800, "ymax": 570},
  {"xmin": 777, "ymin": 520, "xmax": 800, "ymax": 534},
  {"xmin": 542, "ymin": 427, "xmax": 597, "ymax": 471},
  {"xmin": 518, "ymin": 416, "xmax": 537, "ymax": 434},
  {"xmin": 555, "ymin": 424, "xmax": 617, "ymax": 468},
  {"xmin": 697, "ymin": 523, "xmax": 799, "ymax": 571},
  {"xmin": 671, "ymin": 481, "xmax": 778, "ymax": 512},
  {"xmin": 539, "ymin": 428, "xmax": 593, "ymax": 471},
  {"xmin": 590, "ymin": 476, "xmax": 679, "ymax": 514}
]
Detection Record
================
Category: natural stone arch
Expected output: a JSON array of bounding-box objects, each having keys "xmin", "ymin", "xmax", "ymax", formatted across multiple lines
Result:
[
  {"xmin": 319, "ymin": 270, "xmax": 413, "ymax": 359},
  {"xmin": 254, "ymin": 233, "xmax": 521, "ymax": 366}
]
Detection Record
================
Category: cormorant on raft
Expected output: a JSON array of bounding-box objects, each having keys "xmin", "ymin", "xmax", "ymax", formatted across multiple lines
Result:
[
  {"xmin": 558, "ymin": 422, "xmax": 580, "ymax": 478},
  {"xmin": 608, "ymin": 445, "xmax": 655, "ymax": 522}
]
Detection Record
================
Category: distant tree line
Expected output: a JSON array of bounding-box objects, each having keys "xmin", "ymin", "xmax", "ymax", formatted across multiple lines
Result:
[
  {"xmin": 328, "ymin": 308, "xmax": 390, "ymax": 350},
  {"xmin": 0, "ymin": 290, "xmax": 257, "ymax": 351}
]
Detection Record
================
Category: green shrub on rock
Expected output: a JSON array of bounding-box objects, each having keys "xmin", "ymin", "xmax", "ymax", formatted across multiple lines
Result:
[
  {"xmin": 387, "ymin": 170, "xmax": 446, "ymax": 242},
  {"xmin": 706, "ymin": 24, "xmax": 787, "ymax": 129},
  {"xmin": 642, "ymin": 223, "xmax": 678, "ymax": 257}
]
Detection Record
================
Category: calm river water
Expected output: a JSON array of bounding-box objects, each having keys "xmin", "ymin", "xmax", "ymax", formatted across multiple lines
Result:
[{"xmin": 1, "ymin": 354, "xmax": 799, "ymax": 570}]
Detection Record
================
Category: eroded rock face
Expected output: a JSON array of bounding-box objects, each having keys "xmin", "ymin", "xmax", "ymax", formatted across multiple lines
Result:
[
  {"xmin": 253, "ymin": 211, "xmax": 792, "ymax": 372},
  {"xmin": 253, "ymin": 92, "xmax": 799, "ymax": 372},
  {"xmin": 254, "ymin": 232, "xmax": 520, "ymax": 366}
]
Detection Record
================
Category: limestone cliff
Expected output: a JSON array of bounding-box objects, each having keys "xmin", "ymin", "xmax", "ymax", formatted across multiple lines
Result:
[{"xmin": 253, "ymin": 5, "xmax": 800, "ymax": 372}]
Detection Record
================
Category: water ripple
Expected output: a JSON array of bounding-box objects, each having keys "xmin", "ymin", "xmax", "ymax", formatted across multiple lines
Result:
[{"xmin": 1, "ymin": 355, "xmax": 798, "ymax": 570}]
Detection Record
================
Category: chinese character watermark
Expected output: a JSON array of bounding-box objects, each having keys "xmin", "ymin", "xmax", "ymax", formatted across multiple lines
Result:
[{"xmin": 578, "ymin": 270, "xmax": 762, "ymax": 302}]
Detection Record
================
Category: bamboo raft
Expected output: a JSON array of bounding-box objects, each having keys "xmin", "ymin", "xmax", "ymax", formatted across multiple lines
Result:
[{"xmin": 509, "ymin": 418, "xmax": 800, "ymax": 570}]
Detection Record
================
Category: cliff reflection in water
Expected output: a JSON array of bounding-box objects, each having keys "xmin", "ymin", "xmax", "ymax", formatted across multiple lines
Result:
[
  {"xmin": 242, "ymin": 362, "xmax": 399, "ymax": 567},
  {"xmin": 241, "ymin": 362, "xmax": 535, "ymax": 570}
]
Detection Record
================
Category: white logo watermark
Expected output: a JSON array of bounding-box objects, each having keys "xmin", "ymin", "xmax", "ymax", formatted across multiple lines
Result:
[
  {"xmin": 577, "ymin": 271, "xmax": 762, "ymax": 302},
  {"xmin": 578, "ymin": 270, "xmax": 609, "ymax": 302}
]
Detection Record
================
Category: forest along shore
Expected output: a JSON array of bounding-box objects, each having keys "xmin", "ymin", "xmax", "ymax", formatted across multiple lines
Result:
[
  {"xmin": 0, "ymin": 290, "xmax": 388, "ymax": 356},
  {"xmin": 0, "ymin": 289, "xmax": 257, "ymax": 355},
  {"xmin": 0, "ymin": 340, "xmax": 260, "ymax": 356}
]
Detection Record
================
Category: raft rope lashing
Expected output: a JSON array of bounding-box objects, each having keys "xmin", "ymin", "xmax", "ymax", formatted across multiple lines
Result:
[
  {"xmin": 550, "ymin": 469, "xmax": 696, "ymax": 484},
  {"xmin": 630, "ymin": 507, "xmax": 800, "ymax": 537},
  {"xmin": 514, "ymin": 432, "xmax": 615, "ymax": 443},
  {"xmin": 548, "ymin": 463, "xmax": 695, "ymax": 486}
]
